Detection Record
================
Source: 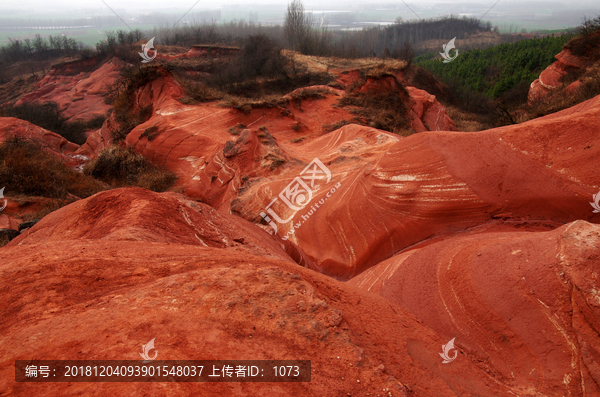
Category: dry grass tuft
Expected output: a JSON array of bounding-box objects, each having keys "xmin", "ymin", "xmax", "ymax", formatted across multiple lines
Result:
[
  {"xmin": 444, "ymin": 106, "xmax": 488, "ymax": 131},
  {"xmin": 0, "ymin": 74, "xmax": 39, "ymax": 104},
  {"xmin": 228, "ymin": 123, "xmax": 247, "ymax": 135},
  {"xmin": 323, "ymin": 119, "xmax": 354, "ymax": 132},
  {"xmin": 338, "ymin": 73, "xmax": 411, "ymax": 134},
  {"xmin": 83, "ymin": 145, "xmax": 177, "ymax": 192},
  {"xmin": 362, "ymin": 60, "xmax": 408, "ymax": 78},
  {"xmin": 0, "ymin": 137, "xmax": 103, "ymax": 199},
  {"xmin": 140, "ymin": 125, "xmax": 162, "ymax": 141},
  {"xmin": 177, "ymin": 80, "xmax": 224, "ymax": 104}
]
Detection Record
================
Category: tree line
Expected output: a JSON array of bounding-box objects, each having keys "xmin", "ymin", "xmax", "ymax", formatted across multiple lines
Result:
[
  {"xmin": 0, "ymin": 34, "xmax": 87, "ymax": 81},
  {"xmin": 1, "ymin": 34, "xmax": 83, "ymax": 63},
  {"xmin": 282, "ymin": 0, "xmax": 493, "ymax": 58}
]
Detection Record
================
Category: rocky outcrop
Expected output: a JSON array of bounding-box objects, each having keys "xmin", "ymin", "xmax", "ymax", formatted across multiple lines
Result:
[
  {"xmin": 353, "ymin": 74, "xmax": 457, "ymax": 132},
  {"xmin": 528, "ymin": 49, "xmax": 590, "ymax": 102},
  {"xmin": 76, "ymin": 67, "xmax": 185, "ymax": 159},
  {"xmin": 407, "ymin": 86, "xmax": 457, "ymax": 132}
]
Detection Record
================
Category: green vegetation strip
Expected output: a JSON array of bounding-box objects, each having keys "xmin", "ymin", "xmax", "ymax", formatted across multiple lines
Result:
[{"xmin": 417, "ymin": 34, "xmax": 573, "ymax": 98}]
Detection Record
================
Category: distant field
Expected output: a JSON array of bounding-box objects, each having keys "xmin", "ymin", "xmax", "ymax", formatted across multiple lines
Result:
[{"xmin": 0, "ymin": 25, "xmax": 158, "ymax": 47}]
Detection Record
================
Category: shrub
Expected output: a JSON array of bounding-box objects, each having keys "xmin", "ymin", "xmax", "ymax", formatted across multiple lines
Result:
[
  {"xmin": 104, "ymin": 66, "xmax": 168, "ymax": 141},
  {"xmin": 241, "ymin": 34, "xmax": 288, "ymax": 79},
  {"xmin": 228, "ymin": 123, "xmax": 246, "ymax": 135},
  {"xmin": 568, "ymin": 16, "xmax": 600, "ymax": 58},
  {"xmin": 338, "ymin": 74, "xmax": 411, "ymax": 134},
  {"xmin": 291, "ymin": 122, "xmax": 302, "ymax": 132},
  {"xmin": 392, "ymin": 42, "xmax": 415, "ymax": 68},
  {"xmin": 0, "ymin": 137, "xmax": 102, "ymax": 198},
  {"xmin": 83, "ymin": 145, "xmax": 177, "ymax": 192},
  {"xmin": 209, "ymin": 34, "xmax": 290, "ymax": 92},
  {"xmin": 140, "ymin": 125, "xmax": 161, "ymax": 141},
  {"xmin": 289, "ymin": 87, "xmax": 329, "ymax": 105},
  {"xmin": 0, "ymin": 102, "xmax": 105, "ymax": 144},
  {"xmin": 177, "ymin": 80, "xmax": 224, "ymax": 104},
  {"xmin": 323, "ymin": 119, "xmax": 353, "ymax": 132}
]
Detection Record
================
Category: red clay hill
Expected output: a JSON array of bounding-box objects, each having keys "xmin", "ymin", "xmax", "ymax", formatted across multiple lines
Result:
[
  {"xmin": 350, "ymin": 219, "xmax": 600, "ymax": 396},
  {"xmin": 15, "ymin": 58, "xmax": 124, "ymax": 122},
  {"xmin": 0, "ymin": 47, "xmax": 599, "ymax": 396},
  {"xmin": 1, "ymin": 188, "xmax": 519, "ymax": 397}
]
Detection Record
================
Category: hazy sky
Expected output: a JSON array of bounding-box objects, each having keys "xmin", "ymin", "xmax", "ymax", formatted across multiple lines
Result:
[
  {"xmin": 2, "ymin": 0, "xmax": 599, "ymax": 9},
  {"xmin": 1, "ymin": 0, "xmax": 598, "ymax": 32}
]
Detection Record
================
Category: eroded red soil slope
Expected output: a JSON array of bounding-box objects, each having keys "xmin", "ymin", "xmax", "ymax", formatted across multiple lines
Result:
[
  {"xmin": 0, "ymin": 188, "xmax": 516, "ymax": 397},
  {"xmin": 15, "ymin": 58, "xmax": 123, "ymax": 122},
  {"xmin": 350, "ymin": 220, "xmax": 600, "ymax": 396},
  {"xmin": 234, "ymin": 95, "xmax": 600, "ymax": 279}
]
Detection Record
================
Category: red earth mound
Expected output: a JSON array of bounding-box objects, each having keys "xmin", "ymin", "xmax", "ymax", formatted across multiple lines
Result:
[
  {"xmin": 0, "ymin": 214, "xmax": 21, "ymax": 230},
  {"xmin": 406, "ymin": 86, "xmax": 457, "ymax": 132},
  {"xmin": 15, "ymin": 58, "xmax": 124, "ymax": 122},
  {"xmin": 0, "ymin": 117, "xmax": 78, "ymax": 156},
  {"xmin": 352, "ymin": 74, "xmax": 456, "ymax": 132},
  {"xmin": 123, "ymin": 79, "xmax": 356, "ymax": 207},
  {"xmin": 9, "ymin": 187, "xmax": 293, "ymax": 263},
  {"xmin": 75, "ymin": 67, "xmax": 186, "ymax": 159},
  {"xmin": 120, "ymin": 70, "xmax": 455, "ymax": 213},
  {"xmin": 233, "ymin": 94, "xmax": 600, "ymax": 279},
  {"xmin": 349, "ymin": 220, "xmax": 600, "ymax": 396},
  {"xmin": 0, "ymin": 116, "xmax": 85, "ymax": 168},
  {"xmin": 1, "ymin": 187, "xmax": 518, "ymax": 396},
  {"xmin": 528, "ymin": 49, "xmax": 590, "ymax": 102}
]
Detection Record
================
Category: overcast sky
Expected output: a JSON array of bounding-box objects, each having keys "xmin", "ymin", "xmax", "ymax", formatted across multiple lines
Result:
[
  {"xmin": 2, "ymin": 0, "xmax": 599, "ymax": 9},
  {"xmin": 1, "ymin": 0, "xmax": 598, "ymax": 31}
]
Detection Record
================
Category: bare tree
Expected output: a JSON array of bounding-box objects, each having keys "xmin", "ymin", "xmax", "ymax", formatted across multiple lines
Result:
[
  {"xmin": 284, "ymin": 0, "xmax": 312, "ymax": 52},
  {"xmin": 394, "ymin": 42, "xmax": 415, "ymax": 69},
  {"xmin": 578, "ymin": 15, "xmax": 600, "ymax": 37},
  {"xmin": 33, "ymin": 34, "xmax": 48, "ymax": 55}
]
